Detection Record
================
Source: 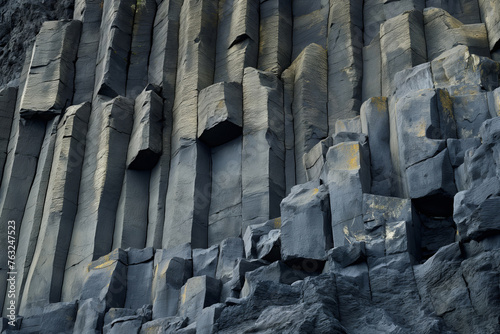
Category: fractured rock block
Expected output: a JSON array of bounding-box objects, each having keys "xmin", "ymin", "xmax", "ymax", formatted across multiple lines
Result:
[
  {"xmin": 303, "ymin": 137, "xmax": 333, "ymax": 182},
  {"xmin": 40, "ymin": 301, "xmax": 77, "ymax": 334},
  {"xmin": 242, "ymin": 68, "xmax": 285, "ymax": 228},
  {"xmin": 20, "ymin": 20, "xmax": 81, "ymax": 119},
  {"xmin": 73, "ymin": 298, "xmax": 106, "ymax": 334},
  {"xmin": 197, "ymin": 82, "xmax": 243, "ymax": 147},
  {"xmin": 335, "ymin": 116, "xmax": 362, "ymax": 134},
  {"xmin": 426, "ymin": 0, "xmax": 481, "ymax": 24},
  {"xmin": 243, "ymin": 219, "xmax": 278, "ymax": 259},
  {"xmin": 424, "ymin": 7, "xmax": 489, "ymax": 61},
  {"xmin": 94, "ymin": 0, "xmax": 136, "ymax": 98},
  {"xmin": 380, "ymin": 10, "xmax": 427, "ymax": 97},
  {"xmin": 280, "ymin": 181, "xmax": 332, "ymax": 262},
  {"xmin": 178, "ymin": 276, "xmax": 221, "ymax": 324},
  {"xmin": 214, "ymin": 0, "xmax": 259, "ymax": 83},
  {"xmin": 216, "ymin": 238, "xmax": 244, "ymax": 283},
  {"xmin": 124, "ymin": 261, "xmax": 154, "ymax": 309},
  {"xmin": 127, "ymin": 88, "xmax": 163, "ymax": 170},
  {"xmin": 193, "ymin": 245, "xmax": 219, "ymax": 278},
  {"xmin": 447, "ymin": 138, "xmax": 481, "ymax": 167},
  {"xmin": 478, "ymin": 0, "xmax": 500, "ymax": 51},
  {"xmin": 257, "ymin": 0, "xmax": 292, "ymax": 75},
  {"xmin": 140, "ymin": 317, "xmax": 188, "ymax": 334},
  {"xmin": 453, "ymin": 92, "xmax": 491, "ymax": 138}
]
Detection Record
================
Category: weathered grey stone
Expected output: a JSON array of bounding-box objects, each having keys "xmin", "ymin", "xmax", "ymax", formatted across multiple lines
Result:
[
  {"xmin": 426, "ymin": 0, "xmax": 481, "ymax": 24},
  {"xmin": 196, "ymin": 303, "xmax": 224, "ymax": 334},
  {"xmin": 103, "ymin": 308, "xmax": 136, "ymax": 328},
  {"xmin": 478, "ymin": 0, "xmax": 500, "ymax": 51},
  {"xmin": 197, "ymin": 82, "xmax": 242, "ymax": 147},
  {"xmin": 63, "ymin": 96, "xmax": 134, "ymax": 302},
  {"xmin": 242, "ymin": 219, "xmax": 278, "ymax": 259},
  {"xmin": 380, "ymin": 10, "xmax": 427, "ymax": 97},
  {"xmin": 392, "ymin": 62, "xmax": 434, "ymax": 100},
  {"xmin": 103, "ymin": 316, "xmax": 142, "ymax": 334},
  {"xmin": 162, "ymin": 141, "xmax": 211, "ymax": 249},
  {"xmin": 127, "ymin": 89, "xmax": 163, "ymax": 170},
  {"xmin": 171, "ymin": 0, "xmax": 218, "ymax": 152},
  {"xmin": 79, "ymin": 249, "xmax": 128, "ymax": 310},
  {"xmin": 0, "ymin": 87, "xmax": 16, "ymax": 183},
  {"xmin": 257, "ymin": 0, "xmax": 292, "ymax": 75},
  {"xmin": 325, "ymin": 242, "xmax": 365, "ymax": 271},
  {"xmin": 453, "ymin": 92, "xmax": 491, "ymax": 138},
  {"xmin": 282, "ymin": 69, "xmax": 296, "ymax": 195},
  {"xmin": 208, "ymin": 138, "xmax": 243, "ymax": 245},
  {"xmin": 303, "ymin": 137, "xmax": 333, "ymax": 182},
  {"xmin": 292, "ymin": 1, "xmax": 329, "ymax": 60},
  {"xmin": 255, "ymin": 229, "xmax": 281, "ymax": 262},
  {"xmin": 113, "ymin": 170, "xmax": 150, "ymax": 249},
  {"xmin": 214, "ymin": 0, "xmax": 259, "ymax": 83},
  {"xmin": 360, "ymin": 97, "xmax": 393, "ymax": 196},
  {"xmin": 94, "ymin": 0, "xmax": 135, "ymax": 98},
  {"xmin": 424, "ymin": 7, "xmax": 489, "ymax": 61},
  {"xmin": 125, "ymin": 261, "xmax": 153, "ymax": 309},
  {"xmin": 242, "ymin": 68, "xmax": 285, "ymax": 229},
  {"xmin": 127, "ymin": 247, "xmax": 154, "ymax": 265},
  {"xmin": 73, "ymin": 0, "xmax": 103, "ymax": 104},
  {"xmin": 362, "ymin": 33, "xmax": 382, "ymax": 101},
  {"xmin": 73, "ymin": 298, "xmax": 106, "ymax": 334},
  {"xmin": 126, "ymin": 0, "xmax": 156, "ymax": 98},
  {"xmin": 20, "ymin": 20, "xmax": 81, "ymax": 119},
  {"xmin": 140, "ymin": 317, "xmax": 188, "ymax": 334},
  {"xmin": 216, "ymin": 238, "xmax": 244, "ymax": 283},
  {"xmin": 334, "ymin": 117, "xmax": 362, "ymax": 135},
  {"xmin": 178, "ymin": 276, "xmax": 221, "ymax": 324},
  {"xmin": 39, "ymin": 301, "xmax": 77, "ymax": 334},
  {"xmin": 152, "ymin": 256, "xmax": 191, "ymax": 319},
  {"xmin": 220, "ymin": 258, "xmax": 268, "ymax": 301},
  {"xmin": 193, "ymin": 245, "xmax": 219, "ymax": 278},
  {"xmin": 280, "ymin": 181, "xmax": 332, "ymax": 262},
  {"xmin": 285, "ymin": 44, "xmax": 328, "ymax": 183}
]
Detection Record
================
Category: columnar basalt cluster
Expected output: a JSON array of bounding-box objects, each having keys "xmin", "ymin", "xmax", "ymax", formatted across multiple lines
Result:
[{"xmin": 0, "ymin": 0, "xmax": 500, "ymax": 333}]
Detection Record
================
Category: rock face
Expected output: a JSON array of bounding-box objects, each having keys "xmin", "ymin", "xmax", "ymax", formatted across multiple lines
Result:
[{"xmin": 1, "ymin": 1, "xmax": 500, "ymax": 333}]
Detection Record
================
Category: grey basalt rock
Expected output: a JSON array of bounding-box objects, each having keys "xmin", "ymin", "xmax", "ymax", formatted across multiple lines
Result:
[
  {"xmin": 478, "ymin": 0, "xmax": 500, "ymax": 54},
  {"xmin": 39, "ymin": 301, "xmax": 77, "ymax": 334},
  {"xmin": 0, "ymin": 87, "xmax": 16, "ymax": 183},
  {"xmin": 140, "ymin": 316, "xmax": 188, "ymax": 334},
  {"xmin": 303, "ymin": 137, "xmax": 333, "ymax": 182},
  {"xmin": 193, "ymin": 245, "xmax": 219, "ymax": 278},
  {"xmin": 216, "ymin": 237, "xmax": 245, "ymax": 283},
  {"xmin": 73, "ymin": 298, "xmax": 106, "ymax": 334},
  {"xmin": 362, "ymin": 33, "xmax": 382, "ymax": 101},
  {"xmin": 20, "ymin": 20, "xmax": 81, "ymax": 120},
  {"xmin": 178, "ymin": 276, "xmax": 221, "ymax": 324},
  {"xmin": 426, "ymin": 0, "xmax": 482, "ymax": 24},
  {"xmin": 280, "ymin": 181, "xmax": 332, "ymax": 262}
]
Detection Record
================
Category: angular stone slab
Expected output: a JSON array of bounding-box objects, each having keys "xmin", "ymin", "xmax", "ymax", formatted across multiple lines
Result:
[
  {"xmin": 242, "ymin": 68, "xmax": 285, "ymax": 229},
  {"xmin": 453, "ymin": 92, "xmax": 491, "ymax": 138},
  {"xmin": 193, "ymin": 245, "xmax": 219, "ymax": 278},
  {"xmin": 216, "ymin": 238, "xmax": 245, "ymax": 283},
  {"xmin": 62, "ymin": 96, "xmax": 134, "ymax": 302},
  {"xmin": 0, "ymin": 87, "xmax": 16, "ymax": 183},
  {"xmin": 424, "ymin": 7, "xmax": 489, "ymax": 61},
  {"xmin": 20, "ymin": 20, "xmax": 81, "ymax": 119},
  {"xmin": 280, "ymin": 181, "xmax": 331, "ymax": 262},
  {"xmin": 73, "ymin": 298, "xmax": 106, "ymax": 334},
  {"xmin": 94, "ymin": 0, "xmax": 136, "ymax": 98},
  {"xmin": 73, "ymin": 0, "xmax": 103, "ymax": 104},
  {"xmin": 40, "ymin": 301, "xmax": 77, "ymax": 334},
  {"xmin": 303, "ymin": 137, "xmax": 333, "ymax": 182},
  {"xmin": 214, "ymin": 0, "xmax": 259, "ymax": 83},
  {"xmin": 162, "ymin": 141, "xmax": 211, "ymax": 250},
  {"xmin": 127, "ymin": 88, "xmax": 163, "ymax": 169},
  {"xmin": 257, "ymin": 0, "xmax": 292, "ymax": 75},
  {"xmin": 125, "ymin": 260, "xmax": 153, "ymax": 309},
  {"xmin": 178, "ymin": 276, "xmax": 221, "ymax": 324},
  {"xmin": 380, "ymin": 10, "xmax": 427, "ymax": 97},
  {"xmin": 242, "ymin": 219, "xmax": 278, "ymax": 259},
  {"xmin": 208, "ymin": 138, "xmax": 242, "ymax": 246},
  {"xmin": 360, "ymin": 97, "xmax": 393, "ymax": 196},
  {"xmin": 197, "ymin": 82, "xmax": 242, "ymax": 147},
  {"xmin": 126, "ymin": 0, "xmax": 157, "ymax": 98}
]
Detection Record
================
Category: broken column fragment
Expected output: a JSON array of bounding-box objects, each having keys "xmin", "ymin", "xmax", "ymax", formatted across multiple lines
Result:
[
  {"xmin": 257, "ymin": 0, "xmax": 292, "ymax": 75},
  {"xmin": 242, "ymin": 67, "xmax": 285, "ymax": 229},
  {"xmin": 94, "ymin": 0, "xmax": 136, "ymax": 98},
  {"xmin": 20, "ymin": 20, "xmax": 81, "ymax": 119},
  {"xmin": 197, "ymin": 82, "xmax": 243, "ymax": 147},
  {"xmin": 178, "ymin": 276, "xmax": 221, "ymax": 324},
  {"xmin": 214, "ymin": 0, "xmax": 259, "ymax": 83}
]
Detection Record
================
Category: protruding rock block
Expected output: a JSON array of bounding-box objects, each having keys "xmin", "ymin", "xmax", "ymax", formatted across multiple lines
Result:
[
  {"xmin": 214, "ymin": 0, "xmax": 259, "ymax": 83},
  {"xmin": 424, "ymin": 7, "xmax": 489, "ymax": 61},
  {"xmin": 280, "ymin": 181, "xmax": 331, "ymax": 262},
  {"xmin": 80, "ymin": 249, "xmax": 128, "ymax": 310},
  {"xmin": 243, "ymin": 219, "xmax": 278, "ymax": 259},
  {"xmin": 360, "ymin": 97, "xmax": 393, "ymax": 196},
  {"xmin": 124, "ymin": 248, "xmax": 154, "ymax": 309},
  {"xmin": 303, "ymin": 137, "xmax": 333, "ymax": 182},
  {"xmin": 283, "ymin": 44, "xmax": 328, "ymax": 184},
  {"xmin": 426, "ymin": 0, "xmax": 481, "ymax": 24},
  {"xmin": 127, "ymin": 89, "xmax": 163, "ymax": 169},
  {"xmin": 258, "ymin": 0, "xmax": 292, "ymax": 75},
  {"xmin": 0, "ymin": 87, "xmax": 17, "ymax": 181},
  {"xmin": 453, "ymin": 91, "xmax": 491, "ymax": 138},
  {"xmin": 94, "ymin": 0, "xmax": 135, "ymax": 98},
  {"xmin": 39, "ymin": 301, "xmax": 77, "ymax": 334},
  {"xmin": 478, "ymin": 0, "xmax": 500, "ymax": 52},
  {"xmin": 208, "ymin": 138, "xmax": 243, "ymax": 245},
  {"xmin": 73, "ymin": 298, "xmax": 106, "ymax": 334},
  {"xmin": 335, "ymin": 117, "xmax": 362, "ymax": 134},
  {"xmin": 242, "ymin": 68, "xmax": 285, "ymax": 228},
  {"xmin": 380, "ymin": 10, "xmax": 427, "ymax": 96},
  {"xmin": 20, "ymin": 20, "xmax": 81, "ymax": 119},
  {"xmin": 126, "ymin": 0, "xmax": 157, "ymax": 98},
  {"xmin": 193, "ymin": 245, "xmax": 219, "ymax": 278},
  {"xmin": 152, "ymin": 256, "xmax": 191, "ymax": 319},
  {"xmin": 73, "ymin": 0, "xmax": 103, "ymax": 104},
  {"xmin": 178, "ymin": 276, "xmax": 221, "ymax": 324},
  {"xmin": 216, "ymin": 238, "xmax": 244, "ymax": 283},
  {"xmin": 197, "ymin": 82, "xmax": 243, "ymax": 147}
]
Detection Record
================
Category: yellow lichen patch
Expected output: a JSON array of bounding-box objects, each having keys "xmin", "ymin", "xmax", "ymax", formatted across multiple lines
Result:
[
  {"xmin": 274, "ymin": 217, "xmax": 281, "ymax": 229},
  {"xmin": 94, "ymin": 260, "xmax": 115, "ymax": 270},
  {"xmin": 346, "ymin": 144, "xmax": 360, "ymax": 170},
  {"xmin": 312, "ymin": 188, "xmax": 319, "ymax": 195},
  {"xmin": 181, "ymin": 286, "xmax": 188, "ymax": 305},
  {"xmin": 373, "ymin": 96, "xmax": 388, "ymax": 112},
  {"xmin": 438, "ymin": 90, "xmax": 454, "ymax": 119}
]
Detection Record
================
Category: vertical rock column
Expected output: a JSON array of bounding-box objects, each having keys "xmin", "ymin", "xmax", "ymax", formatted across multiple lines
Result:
[
  {"xmin": 147, "ymin": 0, "xmax": 183, "ymax": 249},
  {"xmin": 62, "ymin": 96, "xmax": 134, "ymax": 302},
  {"xmin": 327, "ymin": 0, "xmax": 363, "ymax": 133},
  {"xmin": 162, "ymin": 0, "xmax": 218, "ymax": 250},
  {"xmin": 291, "ymin": 0, "xmax": 329, "ymax": 60},
  {"xmin": 257, "ymin": 0, "xmax": 292, "ymax": 75},
  {"xmin": 282, "ymin": 43, "xmax": 328, "ymax": 185},
  {"xmin": 73, "ymin": 0, "xmax": 103, "ymax": 104},
  {"xmin": 94, "ymin": 0, "xmax": 136, "ymax": 98},
  {"xmin": 0, "ymin": 87, "xmax": 17, "ymax": 183},
  {"xmin": 242, "ymin": 67, "xmax": 285, "ymax": 230},
  {"xmin": 214, "ymin": 0, "xmax": 260, "ymax": 83},
  {"xmin": 19, "ymin": 103, "xmax": 91, "ymax": 316},
  {"xmin": 478, "ymin": 0, "xmax": 500, "ymax": 60}
]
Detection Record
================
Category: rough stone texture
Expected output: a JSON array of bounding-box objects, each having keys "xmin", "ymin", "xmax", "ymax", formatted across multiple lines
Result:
[
  {"xmin": 478, "ymin": 0, "xmax": 500, "ymax": 53},
  {"xmin": 362, "ymin": 33, "xmax": 382, "ymax": 101},
  {"xmin": 0, "ymin": 87, "xmax": 16, "ymax": 183},
  {"xmin": 19, "ymin": 20, "xmax": 81, "ymax": 119},
  {"xmin": 178, "ymin": 276, "xmax": 221, "ymax": 324},
  {"xmin": 291, "ymin": 0, "xmax": 328, "ymax": 61}
]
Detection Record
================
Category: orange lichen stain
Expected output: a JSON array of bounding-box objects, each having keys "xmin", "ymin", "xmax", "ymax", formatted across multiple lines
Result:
[
  {"xmin": 312, "ymin": 188, "xmax": 319, "ymax": 196},
  {"xmin": 373, "ymin": 97, "xmax": 388, "ymax": 112},
  {"xmin": 343, "ymin": 143, "xmax": 360, "ymax": 170},
  {"xmin": 439, "ymin": 90, "xmax": 454, "ymax": 119},
  {"xmin": 274, "ymin": 217, "xmax": 281, "ymax": 229},
  {"xmin": 181, "ymin": 286, "xmax": 188, "ymax": 305}
]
